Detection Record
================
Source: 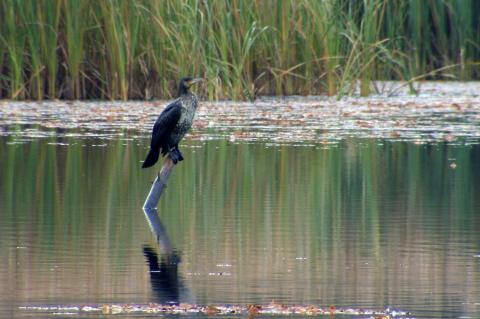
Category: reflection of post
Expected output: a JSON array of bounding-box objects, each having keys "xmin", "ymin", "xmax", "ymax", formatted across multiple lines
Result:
[
  {"xmin": 143, "ymin": 207, "xmax": 173, "ymax": 255},
  {"xmin": 143, "ymin": 157, "xmax": 176, "ymax": 210}
]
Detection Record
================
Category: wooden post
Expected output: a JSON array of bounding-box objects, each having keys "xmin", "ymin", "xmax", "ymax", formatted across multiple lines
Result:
[
  {"xmin": 143, "ymin": 156, "xmax": 176, "ymax": 254},
  {"xmin": 143, "ymin": 157, "xmax": 176, "ymax": 211}
]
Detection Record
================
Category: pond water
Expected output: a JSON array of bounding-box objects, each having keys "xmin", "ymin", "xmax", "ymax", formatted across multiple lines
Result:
[
  {"xmin": 1, "ymin": 84, "xmax": 480, "ymax": 318},
  {"xmin": 1, "ymin": 133, "xmax": 479, "ymax": 318}
]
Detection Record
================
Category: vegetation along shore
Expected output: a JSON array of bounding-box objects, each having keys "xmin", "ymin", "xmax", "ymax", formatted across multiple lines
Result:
[{"xmin": 0, "ymin": 0, "xmax": 479, "ymax": 100}]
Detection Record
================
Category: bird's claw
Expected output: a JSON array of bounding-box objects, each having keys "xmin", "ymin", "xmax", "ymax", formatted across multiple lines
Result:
[{"xmin": 168, "ymin": 148, "xmax": 183, "ymax": 164}]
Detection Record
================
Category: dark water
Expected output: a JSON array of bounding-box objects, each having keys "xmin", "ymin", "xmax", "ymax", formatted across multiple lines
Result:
[{"xmin": 1, "ymin": 135, "xmax": 480, "ymax": 318}]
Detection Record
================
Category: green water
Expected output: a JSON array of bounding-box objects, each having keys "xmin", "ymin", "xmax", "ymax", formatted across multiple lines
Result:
[{"xmin": 1, "ymin": 135, "xmax": 479, "ymax": 318}]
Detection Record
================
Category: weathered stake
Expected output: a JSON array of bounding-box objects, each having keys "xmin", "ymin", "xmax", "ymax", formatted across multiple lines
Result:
[
  {"xmin": 142, "ymin": 156, "xmax": 176, "ymax": 253},
  {"xmin": 143, "ymin": 157, "xmax": 176, "ymax": 210}
]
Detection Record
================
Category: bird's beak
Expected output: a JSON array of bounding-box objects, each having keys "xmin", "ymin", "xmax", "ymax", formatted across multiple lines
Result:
[{"xmin": 189, "ymin": 78, "xmax": 203, "ymax": 86}]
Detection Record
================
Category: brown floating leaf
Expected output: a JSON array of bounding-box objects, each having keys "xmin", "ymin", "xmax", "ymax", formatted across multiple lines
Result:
[
  {"xmin": 247, "ymin": 304, "xmax": 261, "ymax": 315},
  {"xmin": 356, "ymin": 120, "xmax": 372, "ymax": 128},
  {"xmin": 451, "ymin": 103, "xmax": 462, "ymax": 110},
  {"xmin": 179, "ymin": 303, "xmax": 192, "ymax": 311},
  {"xmin": 443, "ymin": 135, "xmax": 455, "ymax": 142},
  {"xmin": 101, "ymin": 304, "xmax": 110, "ymax": 314},
  {"xmin": 205, "ymin": 305, "xmax": 220, "ymax": 315},
  {"xmin": 194, "ymin": 120, "xmax": 209, "ymax": 128},
  {"xmin": 393, "ymin": 120, "xmax": 402, "ymax": 127},
  {"xmin": 329, "ymin": 305, "xmax": 336, "ymax": 316},
  {"xmin": 306, "ymin": 305, "xmax": 320, "ymax": 315}
]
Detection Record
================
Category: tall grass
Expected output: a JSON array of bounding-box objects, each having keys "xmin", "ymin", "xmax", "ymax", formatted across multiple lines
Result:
[
  {"xmin": 1, "ymin": 0, "xmax": 26, "ymax": 99},
  {"xmin": 0, "ymin": 0, "xmax": 478, "ymax": 100},
  {"xmin": 63, "ymin": 0, "xmax": 87, "ymax": 99}
]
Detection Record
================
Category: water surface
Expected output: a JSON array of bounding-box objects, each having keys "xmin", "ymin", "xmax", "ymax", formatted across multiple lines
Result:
[{"xmin": 1, "ymin": 133, "xmax": 479, "ymax": 318}]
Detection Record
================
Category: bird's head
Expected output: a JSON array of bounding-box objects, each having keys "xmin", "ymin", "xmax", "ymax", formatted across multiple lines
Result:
[{"xmin": 178, "ymin": 77, "xmax": 203, "ymax": 96}]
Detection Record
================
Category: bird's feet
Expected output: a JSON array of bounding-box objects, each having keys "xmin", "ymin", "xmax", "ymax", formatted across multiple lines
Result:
[
  {"xmin": 168, "ymin": 147, "xmax": 183, "ymax": 164},
  {"xmin": 175, "ymin": 147, "xmax": 184, "ymax": 162}
]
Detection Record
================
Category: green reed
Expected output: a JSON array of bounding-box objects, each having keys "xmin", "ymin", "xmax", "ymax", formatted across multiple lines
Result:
[
  {"xmin": 0, "ymin": 0, "xmax": 478, "ymax": 100},
  {"xmin": 63, "ymin": 0, "xmax": 88, "ymax": 99},
  {"xmin": 1, "ymin": 0, "xmax": 26, "ymax": 99}
]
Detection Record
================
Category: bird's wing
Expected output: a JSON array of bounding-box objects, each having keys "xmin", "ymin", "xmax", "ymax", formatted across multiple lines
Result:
[{"xmin": 150, "ymin": 99, "xmax": 182, "ymax": 148}]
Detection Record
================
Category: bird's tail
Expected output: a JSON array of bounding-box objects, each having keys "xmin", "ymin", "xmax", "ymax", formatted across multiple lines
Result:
[{"xmin": 142, "ymin": 148, "xmax": 160, "ymax": 168}]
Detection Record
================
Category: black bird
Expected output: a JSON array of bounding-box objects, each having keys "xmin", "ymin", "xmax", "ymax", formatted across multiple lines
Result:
[{"xmin": 142, "ymin": 77, "xmax": 202, "ymax": 168}]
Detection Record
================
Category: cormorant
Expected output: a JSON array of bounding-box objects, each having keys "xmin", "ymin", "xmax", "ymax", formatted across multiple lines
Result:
[{"xmin": 142, "ymin": 77, "xmax": 202, "ymax": 168}]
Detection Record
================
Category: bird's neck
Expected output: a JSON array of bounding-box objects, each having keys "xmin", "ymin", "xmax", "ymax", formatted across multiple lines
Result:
[{"xmin": 178, "ymin": 86, "xmax": 189, "ymax": 96}]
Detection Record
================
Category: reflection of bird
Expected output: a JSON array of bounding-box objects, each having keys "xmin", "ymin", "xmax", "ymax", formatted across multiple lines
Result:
[
  {"xmin": 143, "ymin": 245, "xmax": 181, "ymax": 303},
  {"xmin": 142, "ymin": 77, "xmax": 202, "ymax": 168}
]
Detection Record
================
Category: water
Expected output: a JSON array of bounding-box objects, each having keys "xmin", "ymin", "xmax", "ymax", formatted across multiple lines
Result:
[
  {"xmin": 2, "ymin": 82, "xmax": 480, "ymax": 146},
  {"xmin": 1, "ymin": 133, "xmax": 479, "ymax": 318}
]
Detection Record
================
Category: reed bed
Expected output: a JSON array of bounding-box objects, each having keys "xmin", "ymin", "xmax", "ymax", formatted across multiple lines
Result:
[{"xmin": 0, "ymin": 0, "xmax": 478, "ymax": 100}]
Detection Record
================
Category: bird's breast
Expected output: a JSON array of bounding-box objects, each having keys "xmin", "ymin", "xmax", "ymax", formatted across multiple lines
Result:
[{"xmin": 170, "ymin": 95, "xmax": 197, "ymax": 143}]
